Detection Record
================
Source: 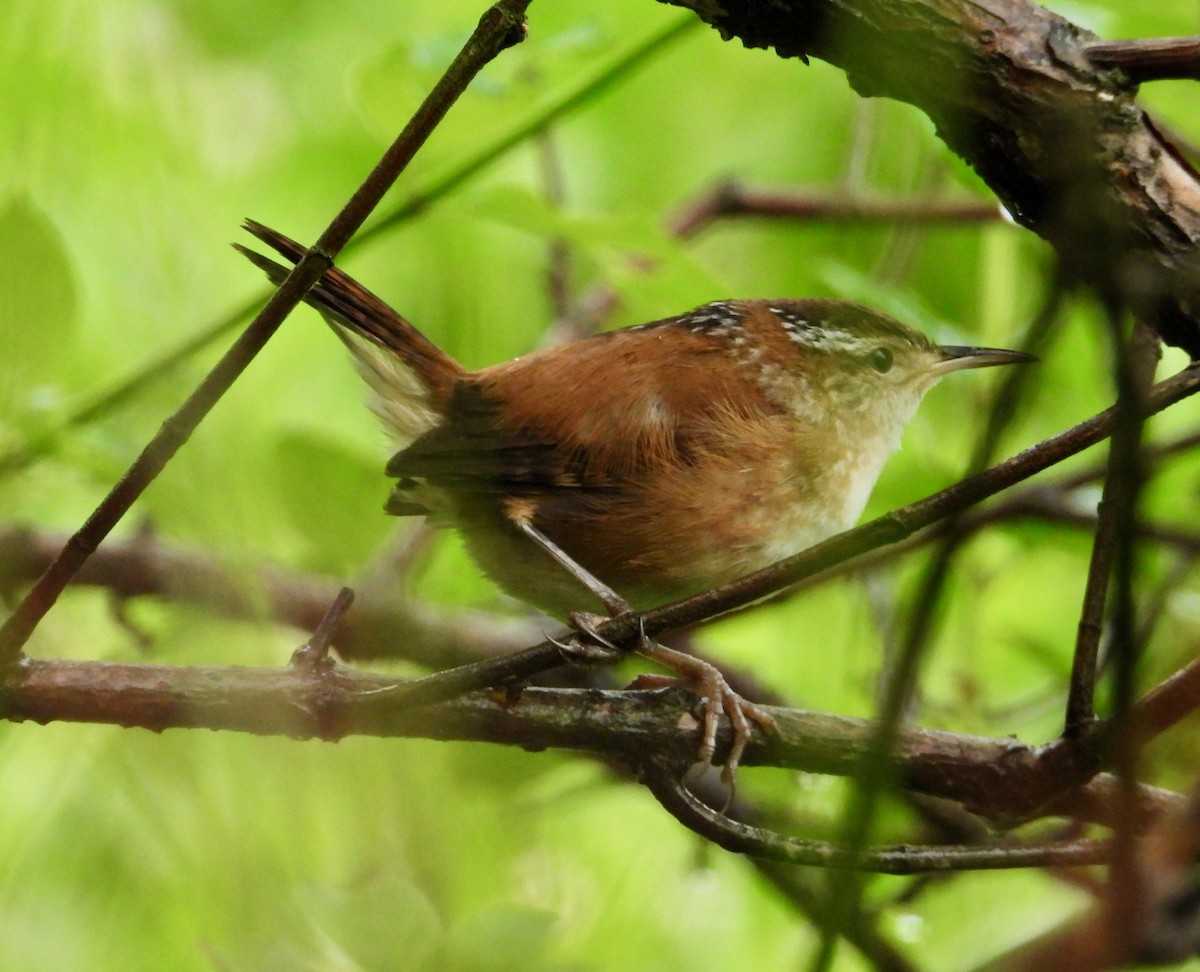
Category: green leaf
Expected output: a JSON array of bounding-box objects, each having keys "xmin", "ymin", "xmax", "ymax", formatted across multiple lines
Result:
[
  {"xmin": 271, "ymin": 429, "xmax": 391, "ymax": 571},
  {"xmin": 303, "ymin": 874, "xmax": 444, "ymax": 971},
  {"xmin": 445, "ymin": 904, "xmax": 558, "ymax": 972},
  {"xmin": 0, "ymin": 196, "xmax": 77, "ymax": 388}
]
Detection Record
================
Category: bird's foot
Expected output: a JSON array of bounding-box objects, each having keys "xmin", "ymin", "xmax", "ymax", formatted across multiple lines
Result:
[
  {"xmin": 566, "ymin": 608, "xmax": 774, "ymax": 794},
  {"xmin": 633, "ymin": 640, "xmax": 775, "ymax": 789}
]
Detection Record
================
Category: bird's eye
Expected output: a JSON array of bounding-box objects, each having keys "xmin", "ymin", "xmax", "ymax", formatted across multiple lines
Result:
[{"xmin": 868, "ymin": 347, "xmax": 893, "ymax": 373}]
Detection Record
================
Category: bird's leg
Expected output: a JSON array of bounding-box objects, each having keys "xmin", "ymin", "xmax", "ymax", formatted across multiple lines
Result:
[
  {"xmin": 507, "ymin": 507, "xmax": 774, "ymax": 785},
  {"xmin": 510, "ymin": 517, "xmax": 629, "ymax": 618}
]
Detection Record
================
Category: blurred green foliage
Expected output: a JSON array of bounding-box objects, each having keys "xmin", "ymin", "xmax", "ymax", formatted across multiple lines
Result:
[{"xmin": 1, "ymin": 0, "xmax": 1199, "ymax": 969}]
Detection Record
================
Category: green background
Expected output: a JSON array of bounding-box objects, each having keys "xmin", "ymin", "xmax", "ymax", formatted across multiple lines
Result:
[{"xmin": 1, "ymin": 0, "xmax": 1199, "ymax": 968}]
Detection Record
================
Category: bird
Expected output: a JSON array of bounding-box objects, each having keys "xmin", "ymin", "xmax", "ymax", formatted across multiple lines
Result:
[{"xmin": 236, "ymin": 219, "xmax": 1033, "ymax": 780}]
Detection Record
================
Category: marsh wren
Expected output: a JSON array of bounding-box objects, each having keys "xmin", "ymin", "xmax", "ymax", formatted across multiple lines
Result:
[{"xmin": 238, "ymin": 220, "xmax": 1032, "ymax": 779}]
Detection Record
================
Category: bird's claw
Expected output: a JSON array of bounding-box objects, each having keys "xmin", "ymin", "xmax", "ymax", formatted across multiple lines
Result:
[
  {"xmin": 634, "ymin": 639, "xmax": 776, "ymax": 800},
  {"xmin": 665, "ymin": 659, "xmax": 773, "ymax": 788},
  {"xmin": 549, "ymin": 611, "xmax": 625, "ymax": 665},
  {"xmin": 567, "ymin": 609, "xmax": 776, "ymax": 799}
]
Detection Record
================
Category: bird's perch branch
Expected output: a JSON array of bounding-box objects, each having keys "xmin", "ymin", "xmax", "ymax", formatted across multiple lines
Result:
[{"xmin": 0, "ymin": 656, "xmax": 1179, "ymax": 833}]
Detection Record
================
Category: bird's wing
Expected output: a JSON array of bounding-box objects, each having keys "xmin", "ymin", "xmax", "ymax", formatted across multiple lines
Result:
[{"xmin": 387, "ymin": 320, "xmax": 775, "ymax": 496}]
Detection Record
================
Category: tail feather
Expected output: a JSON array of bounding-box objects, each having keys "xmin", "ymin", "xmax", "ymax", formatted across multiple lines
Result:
[{"xmin": 235, "ymin": 220, "xmax": 466, "ymax": 442}]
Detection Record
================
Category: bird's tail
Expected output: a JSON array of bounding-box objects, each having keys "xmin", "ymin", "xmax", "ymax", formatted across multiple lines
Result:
[{"xmin": 235, "ymin": 220, "xmax": 465, "ymax": 441}]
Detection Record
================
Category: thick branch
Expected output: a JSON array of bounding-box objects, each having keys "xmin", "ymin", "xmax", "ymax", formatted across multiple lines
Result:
[
  {"xmin": 658, "ymin": 0, "xmax": 1200, "ymax": 356},
  {"xmin": 1, "ymin": 657, "xmax": 1179, "ymax": 830}
]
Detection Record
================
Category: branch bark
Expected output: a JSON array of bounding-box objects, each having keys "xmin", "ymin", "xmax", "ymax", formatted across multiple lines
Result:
[
  {"xmin": 657, "ymin": 0, "xmax": 1200, "ymax": 356},
  {"xmin": 1, "ymin": 656, "xmax": 1179, "ymax": 832}
]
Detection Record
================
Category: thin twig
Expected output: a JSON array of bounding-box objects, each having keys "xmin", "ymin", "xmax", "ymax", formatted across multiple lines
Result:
[
  {"xmin": 290, "ymin": 587, "xmax": 355, "ymax": 670},
  {"xmin": 0, "ymin": 0, "xmax": 533, "ymax": 664},
  {"xmin": 668, "ymin": 181, "xmax": 1003, "ymax": 238},
  {"xmin": 1065, "ymin": 325, "xmax": 1160, "ymax": 735},
  {"xmin": 642, "ymin": 763, "xmax": 1110, "ymax": 873},
  {"xmin": 979, "ymin": 493, "xmax": 1200, "ymax": 556},
  {"xmin": 1031, "ymin": 425, "xmax": 1200, "ymax": 496},
  {"xmin": 1066, "ymin": 483, "xmax": 1120, "ymax": 733},
  {"xmin": 0, "ymin": 13, "xmax": 698, "ymax": 480}
]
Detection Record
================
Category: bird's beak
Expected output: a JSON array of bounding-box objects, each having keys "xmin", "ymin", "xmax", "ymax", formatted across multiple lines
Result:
[{"xmin": 933, "ymin": 345, "xmax": 1037, "ymax": 374}]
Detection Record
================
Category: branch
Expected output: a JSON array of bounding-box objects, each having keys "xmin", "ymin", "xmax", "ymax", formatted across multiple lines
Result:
[
  {"xmin": 0, "ymin": 0, "xmax": 534, "ymax": 663},
  {"xmin": 1086, "ymin": 37, "xmax": 1200, "ymax": 83},
  {"xmin": 643, "ymin": 764, "xmax": 1110, "ymax": 873},
  {"xmin": 657, "ymin": 0, "xmax": 1200, "ymax": 357},
  {"xmin": 1, "ymin": 657, "xmax": 1180, "ymax": 832},
  {"xmin": 668, "ymin": 181, "xmax": 1003, "ymax": 238},
  {"xmin": 0, "ymin": 524, "xmax": 544, "ymax": 669}
]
